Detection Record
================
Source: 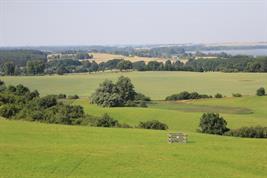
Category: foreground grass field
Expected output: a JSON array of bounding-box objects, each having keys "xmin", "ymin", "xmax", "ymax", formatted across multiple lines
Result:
[
  {"xmin": 1, "ymin": 71, "xmax": 267, "ymax": 100},
  {"xmin": 1, "ymin": 119, "xmax": 267, "ymax": 178}
]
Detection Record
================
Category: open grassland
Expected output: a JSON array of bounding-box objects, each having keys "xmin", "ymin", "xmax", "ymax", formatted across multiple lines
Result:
[
  {"xmin": 1, "ymin": 71, "xmax": 267, "ymax": 100},
  {"xmin": 1, "ymin": 118, "xmax": 267, "ymax": 178}
]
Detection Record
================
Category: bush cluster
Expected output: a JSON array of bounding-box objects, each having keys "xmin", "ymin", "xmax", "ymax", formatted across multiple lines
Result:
[
  {"xmin": 225, "ymin": 126, "xmax": 267, "ymax": 138},
  {"xmin": 68, "ymin": 95, "xmax": 79, "ymax": 99},
  {"xmin": 90, "ymin": 76, "xmax": 150, "ymax": 107},
  {"xmin": 256, "ymin": 87, "xmax": 265, "ymax": 96},
  {"xmin": 232, "ymin": 93, "xmax": 242, "ymax": 97},
  {"xmin": 0, "ymin": 80, "xmax": 168, "ymax": 131},
  {"xmin": 0, "ymin": 81, "xmax": 90, "ymax": 126},
  {"xmin": 214, "ymin": 93, "xmax": 223, "ymax": 98},
  {"xmin": 57, "ymin": 93, "xmax": 67, "ymax": 99},
  {"xmin": 198, "ymin": 112, "xmax": 267, "ymax": 139},
  {"xmin": 166, "ymin": 91, "xmax": 211, "ymax": 101},
  {"xmin": 138, "ymin": 120, "xmax": 168, "ymax": 130},
  {"xmin": 198, "ymin": 113, "xmax": 229, "ymax": 135}
]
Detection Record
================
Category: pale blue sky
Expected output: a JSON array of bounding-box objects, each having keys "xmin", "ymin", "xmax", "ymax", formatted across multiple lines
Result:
[{"xmin": 0, "ymin": 0, "xmax": 267, "ymax": 46}]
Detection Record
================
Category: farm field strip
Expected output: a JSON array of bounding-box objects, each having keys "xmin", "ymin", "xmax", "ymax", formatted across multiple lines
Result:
[{"xmin": 1, "ymin": 71, "xmax": 267, "ymax": 100}]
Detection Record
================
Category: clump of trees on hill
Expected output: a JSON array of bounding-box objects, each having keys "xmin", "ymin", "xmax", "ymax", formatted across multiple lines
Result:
[
  {"xmin": 0, "ymin": 80, "xmax": 169, "ymax": 130},
  {"xmin": 0, "ymin": 80, "xmax": 119, "ymax": 127},
  {"xmin": 90, "ymin": 76, "xmax": 150, "ymax": 107},
  {"xmin": 0, "ymin": 81, "xmax": 87, "ymax": 124},
  {"xmin": 165, "ymin": 91, "xmax": 211, "ymax": 101},
  {"xmin": 198, "ymin": 112, "xmax": 267, "ymax": 138}
]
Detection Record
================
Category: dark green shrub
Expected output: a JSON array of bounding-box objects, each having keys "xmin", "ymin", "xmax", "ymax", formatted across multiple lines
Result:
[
  {"xmin": 138, "ymin": 120, "xmax": 168, "ymax": 130},
  {"xmin": 135, "ymin": 93, "xmax": 151, "ymax": 101},
  {"xmin": 0, "ymin": 93, "xmax": 16, "ymax": 104},
  {"xmin": 15, "ymin": 84, "xmax": 30, "ymax": 96},
  {"xmin": 7, "ymin": 85, "xmax": 16, "ymax": 93},
  {"xmin": 225, "ymin": 126, "xmax": 267, "ymax": 138},
  {"xmin": 96, "ymin": 113, "xmax": 119, "ymax": 127},
  {"xmin": 125, "ymin": 100, "xmax": 137, "ymax": 107},
  {"xmin": 117, "ymin": 123, "xmax": 132, "ymax": 128},
  {"xmin": 31, "ymin": 111, "xmax": 46, "ymax": 121},
  {"xmin": 165, "ymin": 91, "xmax": 210, "ymax": 101},
  {"xmin": 68, "ymin": 95, "xmax": 79, "ymax": 99},
  {"xmin": 0, "ymin": 104, "xmax": 20, "ymax": 118},
  {"xmin": 26, "ymin": 90, "xmax": 40, "ymax": 100},
  {"xmin": 37, "ymin": 95, "xmax": 57, "ymax": 109},
  {"xmin": 232, "ymin": 93, "xmax": 242, "ymax": 97},
  {"xmin": 138, "ymin": 101, "xmax": 148, "ymax": 108},
  {"xmin": 58, "ymin": 93, "xmax": 67, "ymax": 99},
  {"xmin": 199, "ymin": 113, "xmax": 229, "ymax": 135},
  {"xmin": 256, "ymin": 87, "xmax": 265, "ymax": 96},
  {"xmin": 44, "ymin": 104, "xmax": 85, "ymax": 125},
  {"xmin": 74, "ymin": 114, "xmax": 99, "ymax": 126},
  {"xmin": 214, "ymin": 93, "xmax": 223, "ymax": 98},
  {"xmin": 0, "ymin": 83, "xmax": 6, "ymax": 92}
]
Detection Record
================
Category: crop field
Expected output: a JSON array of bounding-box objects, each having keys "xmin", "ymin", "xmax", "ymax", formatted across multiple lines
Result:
[
  {"xmin": 1, "ymin": 72, "xmax": 267, "ymax": 178},
  {"xmin": 89, "ymin": 52, "xmax": 169, "ymax": 63},
  {"xmin": 1, "ymin": 71, "xmax": 267, "ymax": 100}
]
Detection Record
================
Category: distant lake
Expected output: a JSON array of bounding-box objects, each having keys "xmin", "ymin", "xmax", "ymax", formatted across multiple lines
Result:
[{"xmin": 189, "ymin": 48, "xmax": 267, "ymax": 56}]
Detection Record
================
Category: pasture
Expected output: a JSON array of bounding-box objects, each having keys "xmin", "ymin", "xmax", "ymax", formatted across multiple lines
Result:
[
  {"xmin": 74, "ymin": 96, "xmax": 267, "ymax": 131},
  {"xmin": 1, "ymin": 71, "xmax": 267, "ymax": 100},
  {"xmin": 1, "ymin": 71, "xmax": 267, "ymax": 178},
  {"xmin": 1, "ymin": 95, "xmax": 267, "ymax": 178}
]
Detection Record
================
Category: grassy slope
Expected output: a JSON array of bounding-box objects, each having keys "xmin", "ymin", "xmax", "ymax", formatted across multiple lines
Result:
[
  {"xmin": 1, "ymin": 119, "xmax": 267, "ymax": 178},
  {"xmin": 74, "ymin": 96, "xmax": 267, "ymax": 131},
  {"xmin": 1, "ymin": 71, "xmax": 267, "ymax": 100},
  {"xmin": 1, "ymin": 96, "xmax": 267, "ymax": 178}
]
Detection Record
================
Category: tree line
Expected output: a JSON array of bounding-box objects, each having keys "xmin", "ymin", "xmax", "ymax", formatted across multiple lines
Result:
[{"xmin": 2, "ymin": 56, "xmax": 267, "ymax": 76}]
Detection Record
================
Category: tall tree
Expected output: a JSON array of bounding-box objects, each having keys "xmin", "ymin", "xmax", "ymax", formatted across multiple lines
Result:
[
  {"xmin": 117, "ymin": 60, "xmax": 133, "ymax": 71},
  {"xmin": 2, "ymin": 61, "xmax": 15, "ymax": 75},
  {"xmin": 115, "ymin": 76, "xmax": 136, "ymax": 103},
  {"xmin": 26, "ymin": 60, "xmax": 45, "ymax": 75}
]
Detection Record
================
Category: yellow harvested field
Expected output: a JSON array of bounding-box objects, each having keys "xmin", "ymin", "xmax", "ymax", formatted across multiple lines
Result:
[{"xmin": 89, "ymin": 52, "xmax": 172, "ymax": 63}]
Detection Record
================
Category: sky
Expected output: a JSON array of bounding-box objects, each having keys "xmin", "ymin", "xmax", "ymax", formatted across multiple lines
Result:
[{"xmin": 0, "ymin": 0, "xmax": 267, "ymax": 46}]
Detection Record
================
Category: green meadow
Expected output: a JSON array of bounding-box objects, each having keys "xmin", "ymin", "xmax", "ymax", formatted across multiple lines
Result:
[
  {"xmin": 73, "ymin": 96, "xmax": 267, "ymax": 132},
  {"xmin": 1, "ymin": 118, "xmax": 267, "ymax": 178},
  {"xmin": 1, "ymin": 71, "xmax": 267, "ymax": 99},
  {"xmin": 1, "ymin": 71, "xmax": 267, "ymax": 178}
]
